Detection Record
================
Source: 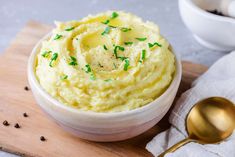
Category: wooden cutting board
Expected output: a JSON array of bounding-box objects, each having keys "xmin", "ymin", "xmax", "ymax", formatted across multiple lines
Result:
[{"xmin": 0, "ymin": 21, "xmax": 208, "ymax": 157}]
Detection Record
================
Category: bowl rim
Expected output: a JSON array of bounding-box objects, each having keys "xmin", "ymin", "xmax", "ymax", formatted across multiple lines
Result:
[
  {"xmin": 181, "ymin": 0, "xmax": 235, "ymax": 24},
  {"xmin": 28, "ymin": 32, "xmax": 182, "ymax": 118}
]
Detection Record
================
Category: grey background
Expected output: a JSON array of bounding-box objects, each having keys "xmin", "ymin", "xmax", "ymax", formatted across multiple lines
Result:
[{"xmin": 0, "ymin": 0, "xmax": 229, "ymax": 156}]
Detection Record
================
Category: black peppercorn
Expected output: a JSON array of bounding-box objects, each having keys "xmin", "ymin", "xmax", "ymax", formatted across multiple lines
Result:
[
  {"xmin": 23, "ymin": 112, "xmax": 28, "ymax": 117},
  {"xmin": 40, "ymin": 136, "xmax": 46, "ymax": 141},
  {"xmin": 3, "ymin": 120, "xmax": 9, "ymax": 126},
  {"xmin": 14, "ymin": 123, "xmax": 20, "ymax": 128},
  {"xmin": 24, "ymin": 86, "xmax": 29, "ymax": 91}
]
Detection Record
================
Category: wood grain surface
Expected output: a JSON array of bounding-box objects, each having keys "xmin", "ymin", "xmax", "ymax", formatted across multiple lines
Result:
[{"xmin": 0, "ymin": 21, "xmax": 208, "ymax": 157}]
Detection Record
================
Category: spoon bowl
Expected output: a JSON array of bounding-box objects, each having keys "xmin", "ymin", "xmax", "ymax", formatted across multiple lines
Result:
[
  {"xmin": 159, "ymin": 97, "xmax": 235, "ymax": 157},
  {"xmin": 187, "ymin": 97, "xmax": 235, "ymax": 143}
]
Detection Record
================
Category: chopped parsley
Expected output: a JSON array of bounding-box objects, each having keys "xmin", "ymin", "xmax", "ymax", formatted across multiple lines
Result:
[
  {"xmin": 124, "ymin": 42, "xmax": 133, "ymax": 45},
  {"xmin": 54, "ymin": 34, "xmax": 63, "ymax": 40},
  {"xmin": 49, "ymin": 53, "xmax": 58, "ymax": 67},
  {"xmin": 123, "ymin": 58, "xmax": 130, "ymax": 71},
  {"xmin": 114, "ymin": 45, "xmax": 125, "ymax": 58},
  {"xmin": 41, "ymin": 51, "xmax": 52, "ymax": 57},
  {"xmin": 104, "ymin": 79, "xmax": 112, "ymax": 82},
  {"xmin": 135, "ymin": 37, "xmax": 147, "ymax": 41},
  {"xmin": 84, "ymin": 64, "xmax": 96, "ymax": 80},
  {"xmin": 101, "ymin": 26, "xmax": 111, "ymax": 35},
  {"xmin": 121, "ymin": 27, "xmax": 131, "ymax": 32},
  {"xmin": 118, "ymin": 56, "xmax": 128, "ymax": 61},
  {"xmin": 85, "ymin": 64, "xmax": 92, "ymax": 73},
  {"xmin": 101, "ymin": 12, "xmax": 118, "ymax": 25},
  {"xmin": 102, "ymin": 19, "xmax": 110, "ymax": 25},
  {"xmin": 108, "ymin": 25, "xmax": 117, "ymax": 28},
  {"xmin": 148, "ymin": 42, "xmax": 162, "ymax": 48},
  {"xmin": 90, "ymin": 73, "xmax": 96, "ymax": 80},
  {"xmin": 61, "ymin": 75, "xmax": 68, "ymax": 80},
  {"xmin": 65, "ymin": 27, "xmax": 75, "ymax": 31},
  {"xmin": 69, "ymin": 56, "xmax": 78, "ymax": 66},
  {"xmin": 139, "ymin": 49, "xmax": 146, "ymax": 63},
  {"xmin": 113, "ymin": 63, "xmax": 117, "ymax": 69},
  {"xmin": 111, "ymin": 12, "xmax": 119, "ymax": 19},
  {"xmin": 103, "ymin": 45, "xmax": 108, "ymax": 50}
]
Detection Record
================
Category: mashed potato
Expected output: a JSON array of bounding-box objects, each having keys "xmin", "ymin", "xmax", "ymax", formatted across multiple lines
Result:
[{"xmin": 35, "ymin": 11, "xmax": 175, "ymax": 112}]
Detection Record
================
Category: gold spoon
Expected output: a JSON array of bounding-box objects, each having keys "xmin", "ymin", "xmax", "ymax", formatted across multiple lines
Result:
[{"xmin": 159, "ymin": 97, "xmax": 235, "ymax": 157}]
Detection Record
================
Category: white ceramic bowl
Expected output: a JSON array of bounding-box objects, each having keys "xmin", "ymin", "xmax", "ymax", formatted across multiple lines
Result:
[
  {"xmin": 28, "ymin": 33, "xmax": 182, "ymax": 142},
  {"xmin": 179, "ymin": 0, "xmax": 235, "ymax": 51}
]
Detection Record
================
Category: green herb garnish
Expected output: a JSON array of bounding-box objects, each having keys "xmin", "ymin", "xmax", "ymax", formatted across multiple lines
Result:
[
  {"xmin": 135, "ymin": 37, "xmax": 147, "ymax": 41},
  {"xmin": 41, "ymin": 51, "xmax": 52, "ymax": 57},
  {"xmin": 118, "ymin": 56, "xmax": 128, "ymax": 61},
  {"xmin": 121, "ymin": 27, "xmax": 131, "ymax": 32},
  {"xmin": 104, "ymin": 79, "xmax": 112, "ymax": 82},
  {"xmin": 108, "ymin": 25, "xmax": 117, "ymax": 28},
  {"xmin": 61, "ymin": 75, "xmax": 68, "ymax": 80},
  {"xmin": 54, "ymin": 34, "xmax": 63, "ymax": 40},
  {"xmin": 101, "ymin": 12, "xmax": 118, "ymax": 25},
  {"xmin": 124, "ymin": 58, "xmax": 130, "ymax": 71},
  {"xmin": 141, "ymin": 49, "xmax": 146, "ymax": 60},
  {"xmin": 49, "ymin": 53, "xmax": 58, "ymax": 67},
  {"xmin": 69, "ymin": 56, "xmax": 78, "ymax": 66},
  {"xmin": 113, "ymin": 63, "xmax": 117, "ymax": 69},
  {"xmin": 85, "ymin": 64, "xmax": 92, "ymax": 73},
  {"xmin": 139, "ymin": 49, "xmax": 146, "ymax": 63},
  {"xmin": 84, "ymin": 64, "xmax": 96, "ymax": 80},
  {"xmin": 65, "ymin": 27, "xmax": 75, "ymax": 31},
  {"xmin": 148, "ymin": 42, "xmax": 162, "ymax": 48},
  {"xmin": 101, "ymin": 26, "xmax": 111, "ymax": 35},
  {"xmin": 103, "ymin": 45, "xmax": 108, "ymax": 50},
  {"xmin": 111, "ymin": 12, "xmax": 119, "ymax": 19},
  {"xmin": 90, "ymin": 73, "xmax": 96, "ymax": 80},
  {"xmin": 114, "ymin": 45, "xmax": 125, "ymax": 58},
  {"xmin": 124, "ymin": 42, "xmax": 133, "ymax": 45},
  {"xmin": 102, "ymin": 19, "xmax": 110, "ymax": 25}
]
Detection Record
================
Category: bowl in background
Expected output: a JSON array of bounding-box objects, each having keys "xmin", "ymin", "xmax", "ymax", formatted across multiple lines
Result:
[
  {"xmin": 179, "ymin": 0, "xmax": 235, "ymax": 51},
  {"xmin": 28, "ymin": 33, "xmax": 182, "ymax": 142}
]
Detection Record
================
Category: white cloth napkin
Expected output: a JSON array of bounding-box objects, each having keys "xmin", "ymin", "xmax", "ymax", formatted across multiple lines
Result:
[{"xmin": 146, "ymin": 51, "xmax": 235, "ymax": 157}]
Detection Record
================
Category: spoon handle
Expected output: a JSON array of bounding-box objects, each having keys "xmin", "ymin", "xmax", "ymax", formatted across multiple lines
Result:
[{"xmin": 158, "ymin": 138, "xmax": 193, "ymax": 157}]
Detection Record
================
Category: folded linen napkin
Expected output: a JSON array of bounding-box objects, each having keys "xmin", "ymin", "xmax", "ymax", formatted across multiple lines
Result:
[{"xmin": 146, "ymin": 51, "xmax": 235, "ymax": 157}]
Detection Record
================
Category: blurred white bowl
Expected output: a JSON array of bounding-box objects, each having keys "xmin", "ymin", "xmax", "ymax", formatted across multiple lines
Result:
[
  {"xmin": 28, "ymin": 33, "xmax": 182, "ymax": 142},
  {"xmin": 179, "ymin": 0, "xmax": 235, "ymax": 51}
]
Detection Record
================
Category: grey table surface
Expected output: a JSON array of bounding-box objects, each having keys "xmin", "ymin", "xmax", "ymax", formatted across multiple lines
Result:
[{"xmin": 0, "ymin": 0, "xmax": 230, "ymax": 156}]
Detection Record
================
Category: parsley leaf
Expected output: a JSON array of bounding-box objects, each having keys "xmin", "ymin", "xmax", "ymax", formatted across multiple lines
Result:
[
  {"xmin": 123, "ymin": 58, "xmax": 130, "ymax": 71},
  {"xmin": 90, "ymin": 73, "xmax": 96, "ymax": 80},
  {"xmin": 69, "ymin": 56, "xmax": 78, "ymax": 66},
  {"xmin": 101, "ymin": 26, "xmax": 111, "ymax": 35},
  {"xmin": 102, "ymin": 19, "xmax": 110, "ymax": 25},
  {"xmin": 111, "ymin": 12, "xmax": 119, "ymax": 19},
  {"xmin": 103, "ymin": 45, "xmax": 108, "ymax": 50},
  {"xmin": 65, "ymin": 27, "xmax": 75, "ymax": 31},
  {"xmin": 49, "ymin": 53, "xmax": 58, "ymax": 67},
  {"xmin": 135, "ymin": 37, "xmax": 147, "ymax": 41},
  {"xmin": 118, "ymin": 56, "xmax": 128, "ymax": 61},
  {"xmin": 121, "ymin": 27, "xmax": 131, "ymax": 32},
  {"xmin": 139, "ymin": 49, "xmax": 146, "ymax": 63},
  {"xmin": 124, "ymin": 42, "xmax": 133, "ymax": 45},
  {"xmin": 42, "ymin": 51, "xmax": 52, "ymax": 58},
  {"xmin": 54, "ymin": 34, "xmax": 63, "ymax": 40},
  {"xmin": 85, "ymin": 64, "xmax": 92, "ymax": 73},
  {"xmin": 114, "ymin": 45, "xmax": 125, "ymax": 59},
  {"xmin": 113, "ymin": 63, "xmax": 117, "ymax": 69},
  {"xmin": 104, "ymin": 79, "xmax": 112, "ymax": 82},
  {"xmin": 61, "ymin": 75, "xmax": 68, "ymax": 80},
  {"xmin": 148, "ymin": 42, "xmax": 162, "ymax": 48}
]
